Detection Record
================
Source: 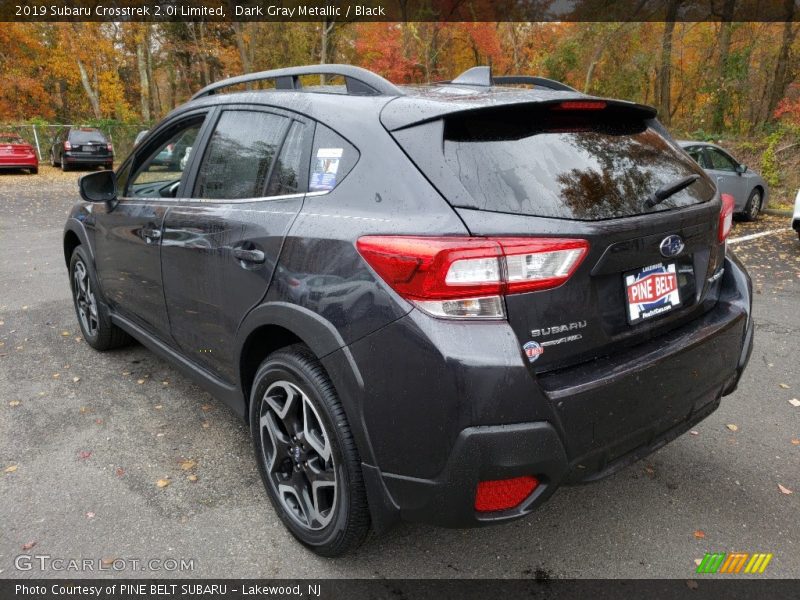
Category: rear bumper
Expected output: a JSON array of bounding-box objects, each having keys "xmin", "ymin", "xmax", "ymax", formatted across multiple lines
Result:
[
  {"xmin": 327, "ymin": 255, "xmax": 752, "ymax": 529},
  {"xmin": 0, "ymin": 158, "xmax": 37, "ymax": 168},
  {"xmin": 64, "ymin": 153, "xmax": 113, "ymax": 165}
]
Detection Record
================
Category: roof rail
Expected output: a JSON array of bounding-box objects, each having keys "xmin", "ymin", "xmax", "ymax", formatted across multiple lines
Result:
[
  {"xmin": 192, "ymin": 64, "xmax": 404, "ymax": 100},
  {"xmin": 448, "ymin": 66, "xmax": 578, "ymax": 93}
]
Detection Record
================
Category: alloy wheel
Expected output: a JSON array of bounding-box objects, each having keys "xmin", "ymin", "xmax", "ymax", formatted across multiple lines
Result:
[
  {"xmin": 259, "ymin": 380, "xmax": 337, "ymax": 531},
  {"xmin": 73, "ymin": 259, "xmax": 98, "ymax": 337}
]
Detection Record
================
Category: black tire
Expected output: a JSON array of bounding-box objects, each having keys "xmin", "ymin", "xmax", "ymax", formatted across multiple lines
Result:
[
  {"xmin": 69, "ymin": 246, "xmax": 131, "ymax": 351},
  {"xmin": 61, "ymin": 160, "xmax": 69, "ymax": 172},
  {"xmin": 51, "ymin": 152, "xmax": 59, "ymax": 167},
  {"xmin": 743, "ymin": 189, "xmax": 762, "ymax": 222},
  {"xmin": 250, "ymin": 345, "xmax": 370, "ymax": 557},
  {"xmin": 30, "ymin": 167, "xmax": 38, "ymax": 175}
]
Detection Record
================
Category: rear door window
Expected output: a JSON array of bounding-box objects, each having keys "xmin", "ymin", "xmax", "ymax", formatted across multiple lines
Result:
[
  {"xmin": 265, "ymin": 120, "xmax": 309, "ymax": 196},
  {"xmin": 194, "ymin": 110, "xmax": 290, "ymax": 200},
  {"xmin": 685, "ymin": 146, "xmax": 709, "ymax": 168},
  {"xmin": 440, "ymin": 105, "xmax": 713, "ymax": 220}
]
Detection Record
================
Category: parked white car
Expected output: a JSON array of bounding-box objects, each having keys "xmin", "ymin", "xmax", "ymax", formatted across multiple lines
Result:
[{"xmin": 793, "ymin": 188, "xmax": 800, "ymax": 241}]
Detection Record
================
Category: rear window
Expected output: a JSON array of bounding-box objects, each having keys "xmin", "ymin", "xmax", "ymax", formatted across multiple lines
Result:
[
  {"xmin": 70, "ymin": 129, "xmax": 107, "ymax": 144},
  {"xmin": 442, "ymin": 105, "xmax": 714, "ymax": 220}
]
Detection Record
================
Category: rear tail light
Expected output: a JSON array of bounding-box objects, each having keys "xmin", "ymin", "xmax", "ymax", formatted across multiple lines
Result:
[
  {"xmin": 356, "ymin": 236, "xmax": 588, "ymax": 319},
  {"xmin": 107, "ymin": 143, "xmax": 113, "ymax": 152},
  {"xmin": 719, "ymin": 193, "xmax": 735, "ymax": 242},
  {"xmin": 475, "ymin": 476, "xmax": 539, "ymax": 512},
  {"xmin": 553, "ymin": 100, "xmax": 607, "ymax": 111},
  {"xmin": 64, "ymin": 141, "xmax": 71, "ymax": 151}
]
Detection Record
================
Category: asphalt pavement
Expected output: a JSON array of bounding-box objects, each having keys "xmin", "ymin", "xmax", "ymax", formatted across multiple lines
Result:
[{"xmin": 0, "ymin": 166, "xmax": 797, "ymax": 579}]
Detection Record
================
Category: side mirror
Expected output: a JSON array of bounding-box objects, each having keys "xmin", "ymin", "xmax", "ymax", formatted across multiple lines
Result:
[
  {"xmin": 736, "ymin": 164, "xmax": 747, "ymax": 174},
  {"xmin": 79, "ymin": 170, "xmax": 117, "ymax": 203}
]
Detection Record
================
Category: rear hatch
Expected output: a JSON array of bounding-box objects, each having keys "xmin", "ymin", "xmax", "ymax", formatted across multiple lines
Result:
[
  {"xmin": 384, "ymin": 96, "xmax": 725, "ymax": 372},
  {"xmin": 69, "ymin": 129, "xmax": 111, "ymax": 158}
]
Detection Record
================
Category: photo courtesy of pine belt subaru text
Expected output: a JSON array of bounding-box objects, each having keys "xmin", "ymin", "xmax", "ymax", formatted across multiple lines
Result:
[{"xmin": 63, "ymin": 64, "xmax": 754, "ymax": 557}]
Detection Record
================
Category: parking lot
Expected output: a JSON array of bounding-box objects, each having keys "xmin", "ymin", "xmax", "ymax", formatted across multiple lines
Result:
[{"xmin": 0, "ymin": 165, "xmax": 798, "ymax": 578}]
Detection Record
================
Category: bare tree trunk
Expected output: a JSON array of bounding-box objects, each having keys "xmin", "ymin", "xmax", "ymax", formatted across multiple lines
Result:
[
  {"xmin": 711, "ymin": 0, "xmax": 736, "ymax": 132},
  {"xmin": 320, "ymin": 19, "xmax": 336, "ymax": 84},
  {"xmin": 233, "ymin": 23, "xmax": 252, "ymax": 74},
  {"xmin": 136, "ymin": 36, "xmax": 151, "ymax": 123},
  {"xmin": 766, "ymin": 1, "xmax": 798, "ymax": 120},
  {"xmin": 655, "ymin": 0, "xmax": 680, "ymax": 125},
  {"xmin": 76, "ymin": 58, "xmax": 101, "ymax": 119}
]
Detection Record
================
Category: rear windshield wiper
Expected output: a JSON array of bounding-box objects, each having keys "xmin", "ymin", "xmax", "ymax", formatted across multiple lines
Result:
[{"xmin": 645, "ymin": 174, "xmax": 700, "ymax": 208}]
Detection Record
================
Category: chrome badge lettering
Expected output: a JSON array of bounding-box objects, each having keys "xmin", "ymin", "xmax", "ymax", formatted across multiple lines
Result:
[{"xmin": 531, "ymin": 320, "xmax": 587, "ymax": 338}]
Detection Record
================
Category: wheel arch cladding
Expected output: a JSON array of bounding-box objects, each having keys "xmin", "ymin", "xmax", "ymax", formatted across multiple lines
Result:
[{"xmin": 63, "ymin": 229, "xmax": 82, "ymax": 267}]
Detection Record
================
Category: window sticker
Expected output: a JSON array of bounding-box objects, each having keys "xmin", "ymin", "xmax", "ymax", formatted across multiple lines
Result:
[{"xmin": 310, "ymin": 148, "xmax": 343, "ymax": 191}]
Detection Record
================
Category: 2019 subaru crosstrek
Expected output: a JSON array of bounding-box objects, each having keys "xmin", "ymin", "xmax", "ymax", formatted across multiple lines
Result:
[{"xmin": 64, "ymin": 64, "xmax": 753, "ymax": 556}]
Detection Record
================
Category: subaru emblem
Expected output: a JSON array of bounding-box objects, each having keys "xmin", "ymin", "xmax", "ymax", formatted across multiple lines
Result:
[{"xmin": 659, "ymin": 235, "xmax": 685, "ymax": 258}]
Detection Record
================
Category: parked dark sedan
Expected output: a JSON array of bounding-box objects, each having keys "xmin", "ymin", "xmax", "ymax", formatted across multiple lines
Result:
[
  {"xmin": 64, "ymin": 64, "xmax": 754, "ymax": 557},
  {"xmin": 50, "ymin": 127, "xmax": 114, "ymax": 171}
]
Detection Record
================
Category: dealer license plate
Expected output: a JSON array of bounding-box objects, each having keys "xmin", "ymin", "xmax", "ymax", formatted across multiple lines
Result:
[{"xmin": 624, "ymin": 262, "xmax": 681, "ymax": 325}]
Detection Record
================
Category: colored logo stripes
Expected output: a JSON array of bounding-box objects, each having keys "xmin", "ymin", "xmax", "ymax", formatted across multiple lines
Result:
[{"xmin": 696, "ymin": 552, "xmax": 773, "ymax": 574}]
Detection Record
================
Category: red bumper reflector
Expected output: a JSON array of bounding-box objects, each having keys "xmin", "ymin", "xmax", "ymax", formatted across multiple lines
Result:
[{"xmin": 474, "ymin": 476, "xmax": 539, "ymax": 512}]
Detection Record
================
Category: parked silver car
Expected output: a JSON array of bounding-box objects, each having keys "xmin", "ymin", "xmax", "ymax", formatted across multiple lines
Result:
[{"xmin": 679, "ymin": 141, "xmax": 768, "ymax": 221}]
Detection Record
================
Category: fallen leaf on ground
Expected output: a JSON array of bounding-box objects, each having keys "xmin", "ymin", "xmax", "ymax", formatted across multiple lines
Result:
[
  {"xmin": 115, "ymin": 468, "xmax": 125, "ymax": 477},
  {"xmin": 180, "ymin": 459, "xmax": 196, "ymax": 471},
  {"xmin": 187, "ymin": 474, "xmax": 199, "ymax": 483},
  {"xmin": 693, "ymin": 530, "xmax": 706, "ymax": 539},
  {"xmin": 101, "ymin": 558, "xmax": 114, "ymax": 566},
  {"xmin": 95, "ymin": 418, "xmax": 103, "ymax": 425},
  {"xmin": 61, "ymin": 331, "xmax": 70, "ymax": 336},
  {"xmin": 156, "ymin": 478, "xmax": 170, "ymax": 488},
  {"xmin": 780, "ymin": 383, "xmax": 790, "ymax": 389},
  {"xmin": 79, "ymin": 406, "xmax": 91, "ymax": 414},
  {"xmin": 78, "ymin": 451, "xmax": 92, "ymax": 460},
  {"xmin": 791, "ymin": 439, "xmax": 800, "ymax": 446},
  {"xmin": 162, "ymin": 381, "xmax": 169, "ymax": 386},
  {"xmin": 9, "ymin": 400, "xmax": 20, "ymax": 407},
  {"xmin": 789, "ymin": 399, "xmax": 800, "ymax": 408},
  {"xmin": 693, "ymin": 558, "xmax": 703, "ymax": 566},
  {"xmin": 21, "ymin": 541, "xmax": 36, "ymax": 551},
  {"xmin": 72, "ymin": 376, "xmax": 80, "ymax": 383},
  {"xmin": 52, "ymin": 373, "xmax": 59, "ymax": 378},
  {"xmin": 686, "ymin": 580, "xmax": 698, "ymax": 590},
  {"xmin": 726, "ymin": 424, "xmax": 739, "ymax": 432},
  {"xmin": 644, "ymin": 465, "xmax": 656, "ymax": 478},
  {"xmin": 154, "ymin": 405, "xmax": 163, "ymax": 410},
  {"xmin": 85, "ymin": 512, "xmax": 95, "ymax": 519},
  {"xmin": 4, "ymin": 465, "xmax": 18, "ymax": 473},
  {"xmin": 201, "ymin": 421, "xmax": 210, "ymax": 429},
  {"xmin": 778, "ymin": 484, "xmax": 793, "ymax": 495},
  {"xmin": 201, "ymin": 404, "xmax": 213, "ymax": 412},
  {"xmin": 136, "ymin": 379, "xmax": 145, "ymax": 385},
  {"xmin": 690, "ymin": 430, "xmax": 699, "ymax": 435}
]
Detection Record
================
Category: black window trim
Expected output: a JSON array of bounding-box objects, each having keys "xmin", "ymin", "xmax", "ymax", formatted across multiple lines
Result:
[
  {"xmin": 186, "ymin": 103, "xmax": 316, "ymax": 204},
  {"xmin": 118, "ymin": 107, "xmax": 216, "ymax": 202}
]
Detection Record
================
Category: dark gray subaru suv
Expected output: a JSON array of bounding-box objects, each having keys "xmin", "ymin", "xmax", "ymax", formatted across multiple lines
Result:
[{"xmin": 64, "ymin": 64, "xmax": 753, "ymax": 556}]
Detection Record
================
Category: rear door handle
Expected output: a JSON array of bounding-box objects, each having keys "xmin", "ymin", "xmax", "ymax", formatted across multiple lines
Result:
[{"xmin": 233, "ymin": 248, "xmax": 265, "ymax": 264}]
